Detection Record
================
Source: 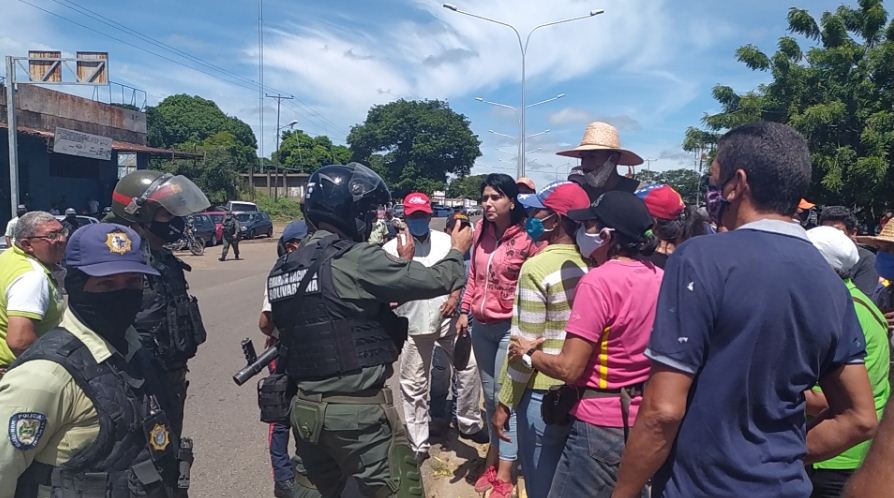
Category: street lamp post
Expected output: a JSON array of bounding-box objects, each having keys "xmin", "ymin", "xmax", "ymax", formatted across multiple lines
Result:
[
  {"xmin": 444, "ymin": 4, "xmax": 603, "ymax": 177},
  {"xmin": 477, "ymin": 94, "xmax": 563, "ymax": 167}
]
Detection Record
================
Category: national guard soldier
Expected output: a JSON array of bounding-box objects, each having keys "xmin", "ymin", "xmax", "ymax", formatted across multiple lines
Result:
[
  {"xmin": 106, "ymin": 171, "xmax": 210, "ymax": 496},
  {"xmin": 0, "ymin": 223, "xmax": 179, "ymax": 498},
  {"xmin": 266, "ymin": 163, "xmax": 472, "ymax": 497}
]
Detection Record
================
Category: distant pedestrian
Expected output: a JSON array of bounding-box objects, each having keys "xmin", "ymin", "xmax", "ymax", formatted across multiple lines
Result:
[
  {"xmin": 367, "ymin": 206, "xmax": 389, "ymax": 245},
  {"xmin": 220, "ymin": 211, "xmax": 241, "ymax": 261},
  {"xmin": 634, "ymin": 184, "xmax": 708, "ymax": 269},
  {"xmin": 60, "ymin": 208, "xmax": 81, "ymax": 236},
  {"xmin": 613, "ymin": 122, "xmax": 877, "ymax": 498},
  {"xmin": 820, "ymin": 205, "xmax": 880, "ymax": 297},
  {"xmin": 4, "ymin": 204, "xmax": 27, "ymax": 247},
  {"xmin": 516, "ymin": 177, "xmax": 536, "ymax": 195}
]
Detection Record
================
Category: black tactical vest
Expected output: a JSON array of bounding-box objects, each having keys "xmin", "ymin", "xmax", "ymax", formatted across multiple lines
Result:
[
  {"xmin": 134, "ymin": 249, "xmax": 206, "ymax": 370},
  {"xmin": 11, "ymin": 329, "xmax": 178, "ymax": 498},
  {"xmin": 268, "ymin": 235, "xmax": 399, "ymax": 381}
]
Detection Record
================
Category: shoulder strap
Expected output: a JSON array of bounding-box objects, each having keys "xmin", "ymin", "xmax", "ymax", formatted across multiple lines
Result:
[{"xmin": 852, "ymin": 294, "xmax": 888, "ymax": 332}]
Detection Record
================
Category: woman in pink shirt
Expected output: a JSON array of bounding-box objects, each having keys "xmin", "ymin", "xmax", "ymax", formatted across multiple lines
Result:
[
  {"xmin": 508, "ymin": 191, "xmax": 661, "ymax": 498},
  {"xmin": 458, "ymin": 173, "xmax": 542, "ymax": 498}
]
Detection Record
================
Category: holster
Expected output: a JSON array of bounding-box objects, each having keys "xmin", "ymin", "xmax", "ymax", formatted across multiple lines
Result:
[{"xmin": 258, "ymin": 373, "xmax": 293, "ymax": 424}]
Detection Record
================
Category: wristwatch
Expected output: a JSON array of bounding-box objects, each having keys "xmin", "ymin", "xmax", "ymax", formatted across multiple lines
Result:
[{"xmin": 521, "ymin": 347, "xmax": 537, "ymax": 369}]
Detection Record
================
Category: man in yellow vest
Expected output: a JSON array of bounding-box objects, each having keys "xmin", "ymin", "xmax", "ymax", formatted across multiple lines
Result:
[{"xmin": 0, "ymin": 211, "xmax": 67, "ymax": 377}]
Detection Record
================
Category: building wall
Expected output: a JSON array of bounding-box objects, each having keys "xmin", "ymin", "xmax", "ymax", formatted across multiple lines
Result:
[{"xmin": 0, "ymin": 85, "xmax": 146, "ymax": 144}]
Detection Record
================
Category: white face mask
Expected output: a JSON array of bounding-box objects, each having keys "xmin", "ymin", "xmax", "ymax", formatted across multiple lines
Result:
[{"xmin": 575, "ymin": 225, "xmax": 612, "ymax": 258}]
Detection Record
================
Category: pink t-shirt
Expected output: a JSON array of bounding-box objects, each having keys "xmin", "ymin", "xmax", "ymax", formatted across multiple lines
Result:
[{"xmin": 565, "ymin": 259, "xmax": 664, "ymax": 427}]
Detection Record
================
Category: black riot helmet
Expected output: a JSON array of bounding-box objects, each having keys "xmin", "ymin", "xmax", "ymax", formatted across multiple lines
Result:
[{"xmin": 303, "ymin": 163, "xmax": 390, "ymax": 242}]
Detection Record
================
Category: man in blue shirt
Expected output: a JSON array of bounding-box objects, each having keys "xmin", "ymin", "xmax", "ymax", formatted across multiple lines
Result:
[{"xmin": 612, "ymin": 122, "xmax": 877, "ymax": 498}]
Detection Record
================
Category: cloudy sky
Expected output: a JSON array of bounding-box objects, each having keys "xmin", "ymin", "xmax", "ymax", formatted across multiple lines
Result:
[{"xmin": 2, "ymin": 0, "xmax": 886, "ymax": 189}]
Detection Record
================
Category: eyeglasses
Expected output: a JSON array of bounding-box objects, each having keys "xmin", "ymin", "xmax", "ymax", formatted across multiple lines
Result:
[{"xmin": 26, "ymin": 229, "xmax": 69, "ymax": 242}]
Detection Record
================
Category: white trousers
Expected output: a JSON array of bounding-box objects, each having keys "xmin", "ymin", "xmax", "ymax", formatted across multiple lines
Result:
[{"xmin": 399, "ymin": 320, "xmax": 483, "ymax": 455}]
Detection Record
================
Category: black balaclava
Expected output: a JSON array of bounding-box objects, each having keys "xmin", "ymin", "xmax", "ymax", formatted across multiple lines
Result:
[
  {"xmin": 65, "ymin": 269, "xmax": 143, "ymax": 355},
  {"xmin": 149, "ymin": 216, "xmax": 185, "ymax": 243}
]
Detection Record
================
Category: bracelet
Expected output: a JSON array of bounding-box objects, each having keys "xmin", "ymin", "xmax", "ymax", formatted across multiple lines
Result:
[{"xmin": 525, "ymin": 347, "xmax": 538, "ymax": 356}]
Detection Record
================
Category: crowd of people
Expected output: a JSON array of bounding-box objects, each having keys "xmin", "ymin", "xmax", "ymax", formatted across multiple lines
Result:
[{"xmin": 2, "ymin": 119, "xmax": 894, "ymax": 498}]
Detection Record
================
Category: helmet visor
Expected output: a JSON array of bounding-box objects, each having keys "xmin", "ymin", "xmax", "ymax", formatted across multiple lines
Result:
[
  {"xmin": 347, "ymin": 163, "xmax": 391, "ymax": 203},
  {"xmin": 146, "ymin": 175, "xmax": 211, "ymax": 217}
]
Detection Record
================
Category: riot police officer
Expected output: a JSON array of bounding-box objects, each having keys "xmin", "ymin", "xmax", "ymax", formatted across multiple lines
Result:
[
  {"xmin": 0, "ymin": 223, "xmax": 179, "ymax": 498},
  {"xmin": 106, "ymin": 170, "xmax": 210, "ymax": 495},
  {"xmin": 266, "ymin": 163, "xmax": 472, "ymax": 497}
]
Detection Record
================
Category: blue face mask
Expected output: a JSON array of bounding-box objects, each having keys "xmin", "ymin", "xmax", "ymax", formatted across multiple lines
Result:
[
  {"xmin": 525, "ymin": 214, "xmax": 555, "ymax": 241},
  {"xmin": 406, "ymin": 218, "xmax": 430, "ymax": 238}
]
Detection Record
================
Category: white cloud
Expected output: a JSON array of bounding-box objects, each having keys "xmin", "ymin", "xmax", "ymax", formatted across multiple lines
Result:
[{"xmin": 548, "ymin": 107, "xmax": 593, "ymax": 125}]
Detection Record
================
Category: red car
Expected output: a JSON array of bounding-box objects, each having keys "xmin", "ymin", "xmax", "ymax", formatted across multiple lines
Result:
[{"xmin": 203, "ymin": 210, "xmax": 227, "ymax": 246}]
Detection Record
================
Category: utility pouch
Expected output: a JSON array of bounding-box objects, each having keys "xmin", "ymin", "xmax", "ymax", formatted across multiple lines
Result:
[
  {"xmin": 291, "ymin": 398, "xmax": 326, "ymax": 444},
  {"xmin": 187, "ymin": 296, "xmax": 207, "ymax": 346},
  {"xmin": 258, "ymin": 373, "xmax": 292, "ymax": 424},
  {"xmin": 541, "ymin": 384, "xmax": 581, "ymax": 426}
]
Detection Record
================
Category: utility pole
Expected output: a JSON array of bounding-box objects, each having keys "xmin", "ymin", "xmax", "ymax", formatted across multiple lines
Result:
[
  {"xmin": 266, "ymin": 93, "xmax": 293, "ymax": 200},
  {"xmin": 6, "ymin": 57, "xmax": 19, "ymax": 216}
]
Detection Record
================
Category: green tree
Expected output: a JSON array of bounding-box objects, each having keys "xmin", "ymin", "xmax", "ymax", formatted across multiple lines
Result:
[
  {"xmin": 685, "ymin": 0, "xmax": 894, "ymax": 210},
  {"xmin": 447, "ymin": 174, "xmax": 488, "ymax": 199},
  {"xmin": 347, "ymin": 99, "xmax": 482, "ymax": 197},
  {"xmin": 275, "ymin": 129, "xmax": 351, "ymax": 173},
  {"xmin": 156, "ymin": 131, "xmax": 254, "ymax": 205},
  {"xmin": 147, "ymin": 94, "xmax": 257, "ymax": 152}
]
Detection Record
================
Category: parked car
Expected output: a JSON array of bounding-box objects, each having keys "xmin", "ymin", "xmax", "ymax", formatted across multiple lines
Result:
[
  {"xmin": 186, "ymin": 214, "xmax": 216, "ymax": 247},
  {"xmin": 466, "ymin": 205, "xmax": 483, "ymax": 216},
  {"xmin": 236, "ymin": 211, "xmax": 274, "ymax": 239},
  {"xmin": 54, "ymin": 215, "xmax": 100, "ymax": 231},
  {"xmin": 203, "ymin": 210, "xmax": 227, "ymax": 245},
  {"xmin": 225, "ymin": 201, "xmax": 258, "ymax": 213},
  {"xmin": 392, "ymin": 204, "xmax": 404, "ymax": 219},
  {"xmin": 432, "ymin": 205, "xmax": 453, "ymax": 217}
]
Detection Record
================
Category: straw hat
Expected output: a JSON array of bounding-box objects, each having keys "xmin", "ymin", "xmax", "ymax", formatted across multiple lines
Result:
[
  {"xmin": 556, "ymin": 121, "xmax": 644, "ymax": 165},
  {"xmin": 856, "ymin": 221, "xmax": 894, "ymax": 248}
]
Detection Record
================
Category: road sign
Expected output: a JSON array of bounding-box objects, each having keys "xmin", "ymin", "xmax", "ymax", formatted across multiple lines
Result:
[{"xmin": 53, "ymin": 127, "xmax": 113, "ymax": 160}]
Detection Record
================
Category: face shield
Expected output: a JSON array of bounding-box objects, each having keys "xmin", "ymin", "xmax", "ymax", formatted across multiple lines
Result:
[{"xmin": 136, "ymin": 174, "xmax": 211, "ymax": 217}]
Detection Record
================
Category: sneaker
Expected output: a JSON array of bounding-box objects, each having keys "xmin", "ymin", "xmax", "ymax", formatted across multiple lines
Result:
[
  {"xmin": 459, "ymin": 428, "xmax": 490, "ymax": 445},
  {"xmin": 474, "ymin": 465, "xmax": 497, "ymax": 493},
  {"xmin": 218, "ymin": 257, "xmax": 225, "ymax": 261},
  {"xmin": 273, "ymin": 479, "xmax": 294, "ymax": 498},
  {"xmin": 489, "ymin": 479, "xmax": 514, "ymax": 498}
]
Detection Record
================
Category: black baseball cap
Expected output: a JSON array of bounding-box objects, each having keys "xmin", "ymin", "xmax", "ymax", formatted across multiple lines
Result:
[{"xmin": 568, "ymin": 191, "xmax": 654, "ymax": 241}]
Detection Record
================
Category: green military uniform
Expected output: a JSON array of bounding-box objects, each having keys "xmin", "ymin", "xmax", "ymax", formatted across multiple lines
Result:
[{"xmin": 281, "ymin": 230, "xmax": 466, "ymax": 497}]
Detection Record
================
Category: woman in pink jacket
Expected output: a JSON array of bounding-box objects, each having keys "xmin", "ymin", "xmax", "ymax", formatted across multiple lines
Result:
[{"xmin": 458, "ymin": 173, "xmax": 543, "ymax": 498}]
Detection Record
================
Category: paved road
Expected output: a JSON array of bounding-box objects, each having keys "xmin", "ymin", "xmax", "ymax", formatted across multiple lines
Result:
[{"xmin": 179, "ymin": 220, "xmax": 490, "ymax": 498}]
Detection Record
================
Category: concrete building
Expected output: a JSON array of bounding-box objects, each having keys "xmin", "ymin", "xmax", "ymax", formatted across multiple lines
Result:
[
  {"xmin": 1, "ymin": 84, "xmax": 196, "ymax": 223},
  {"xmin": 241, "ymin": 172, "xmax": 309, "ymax": 200}
]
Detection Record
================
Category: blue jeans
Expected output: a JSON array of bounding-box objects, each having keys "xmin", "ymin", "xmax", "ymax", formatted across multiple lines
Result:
[
  {"xmin": 517, "ymin": 390, "xmax": 571, "ymax": 498},
  {"xmin": 548, "ymin": 419, "xmax": 647, "ymax": 498},
  {"xmin": 269, "ymin": 422, "xmax": 294, "ymax": 482},
  {"xmin": 470, "ymin": 318, "xmax": 517, "ymax": 462}
]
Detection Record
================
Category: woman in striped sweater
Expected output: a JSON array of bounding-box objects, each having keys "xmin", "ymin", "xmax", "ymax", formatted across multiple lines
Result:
[{"xmin": 492, "ymin": 181, "xmax": 591, "ymax": 498}]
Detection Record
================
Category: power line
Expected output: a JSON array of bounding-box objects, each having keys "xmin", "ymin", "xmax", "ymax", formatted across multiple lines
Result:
[{"xmin": 16, "ymin": 0, "xmax": 350, "ymax": 138}]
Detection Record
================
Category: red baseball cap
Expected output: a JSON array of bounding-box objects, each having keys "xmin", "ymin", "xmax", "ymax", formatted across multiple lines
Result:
[
  {"xmin": 634, "ymin": 184, "xmax": 685, "ymax": 220},
  {"xmin": 517, "ymin": 181, "xmax": 590, "ymax": 216},
  {"xmin": 403, "ymin": 192, "xmax": 432, "ymax": 216}
]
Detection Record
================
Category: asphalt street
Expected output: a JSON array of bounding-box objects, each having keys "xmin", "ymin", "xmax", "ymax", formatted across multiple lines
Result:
[{"xmin": 179, "ymin": 217, "xmax": 488, "ymax": 498}]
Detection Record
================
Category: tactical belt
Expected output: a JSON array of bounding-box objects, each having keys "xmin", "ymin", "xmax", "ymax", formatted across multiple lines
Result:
[
  {"xmin": 580, "ymin": 382, "xmax": 645, "ymax": 442},
  {"xmin": 297, "ymin": 388, "xmax": 392, "ymax": 405}
]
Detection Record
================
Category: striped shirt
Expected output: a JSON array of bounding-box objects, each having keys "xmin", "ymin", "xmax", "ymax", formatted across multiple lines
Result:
[{"xmin": 498, "ymin": 244, "xmax": 589, "ymax": 408}]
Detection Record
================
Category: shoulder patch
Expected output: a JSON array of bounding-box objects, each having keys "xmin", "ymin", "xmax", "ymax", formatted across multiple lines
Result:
[{"xmin": 8, "ymin": 412, "xmax": 47, "ymax": 450}]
